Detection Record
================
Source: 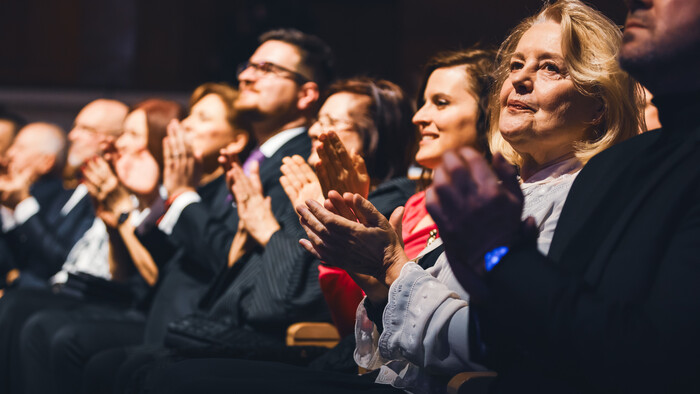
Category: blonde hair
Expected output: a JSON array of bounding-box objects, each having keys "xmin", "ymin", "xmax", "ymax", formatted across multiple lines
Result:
[
  {"xmin": 189, "ymin": 82, "xmax": 240, "ymax": 129},
  {"xmin": 489, "ymin": 0, "xmax": 644, "ymax": 167}
]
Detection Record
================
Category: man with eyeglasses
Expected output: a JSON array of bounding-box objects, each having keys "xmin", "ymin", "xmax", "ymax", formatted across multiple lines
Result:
[
  {"xmin": 28, "ymin": 29, "xmax": 335, "ymax": 393},
  {"xmin": 66, "ymin": 100, "xmax": 128, "ymax": 186},
  {"xmin": 158, "ymin": 27, "xmax": 335, "ymax": 359}
]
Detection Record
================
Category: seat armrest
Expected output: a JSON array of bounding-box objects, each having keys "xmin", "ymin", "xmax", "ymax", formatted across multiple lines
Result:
[
  {"xmin": 447, "ymin": 371, "xmax": 497, "ymax": 394},
  {"xmin": 286, "ymin": 322, "xmax": 341, "ymax": 348}
]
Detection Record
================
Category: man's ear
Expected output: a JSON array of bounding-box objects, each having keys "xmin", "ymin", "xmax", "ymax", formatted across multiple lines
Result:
[
  {"xmin": 297, "ymin": 82, "xmax": 320, "ymax": 112},
  {"xmin": 226, "ymin": 130, "xmax": 250, "ymax": 155}
]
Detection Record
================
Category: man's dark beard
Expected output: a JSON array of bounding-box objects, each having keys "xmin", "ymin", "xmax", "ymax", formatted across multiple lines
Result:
[
  {"xmin": 62, "ymin": 164, "xmax": 82, "ymax": 189},
  {"xmin": 620, "ymin": 35, "xmax": 700, "ymax": 93},
  {"xmin": 233, "ymin": 107, "xmax": 265, "ymax": 124}
]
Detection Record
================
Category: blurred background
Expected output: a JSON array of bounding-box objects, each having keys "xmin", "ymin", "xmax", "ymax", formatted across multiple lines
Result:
[{"xmin": 0, "ymin": 0, "xmax": 627, "ymax": 130}]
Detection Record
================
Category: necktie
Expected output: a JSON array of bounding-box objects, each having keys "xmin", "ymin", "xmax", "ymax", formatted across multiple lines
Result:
[{"xmin": 242, "ymin": 148, "xmax": 265, "ymax": 176}]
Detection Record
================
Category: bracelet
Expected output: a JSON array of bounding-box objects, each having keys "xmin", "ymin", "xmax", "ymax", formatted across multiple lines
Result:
[{"xmin": 484, "ymin": 246, "xmax": 509, "ymax": 272}]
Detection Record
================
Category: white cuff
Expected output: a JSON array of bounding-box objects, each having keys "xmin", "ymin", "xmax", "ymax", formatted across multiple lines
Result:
[
  {"xmin": 1, "ymin": 206, "xmax": 16, "ymax": 232},
  {"xmin": 2, "ymin": 197, "xmax": 40, "ymax": 232},
  {"xmin": 130, "ymin": 207, "xmax": 150, "ymax": 228},
  {"xmin": 157, "ymin": 191, "xmax": 201, "ymax": 235}
]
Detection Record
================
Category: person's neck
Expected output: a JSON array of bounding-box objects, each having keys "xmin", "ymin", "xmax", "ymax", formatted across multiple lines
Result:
[
  {"xmin": 199, "ymin": 166, "xmax": 224, "ymax": 188},
  {"xmin": 251, "ymin": 116, "xmax": 307, "ymax": 146},
  {"xmin": 62, "ymin": 165, "xmax": 81, "ymax": 189},
  {"xmin": 652, "ymin": 89, "xmax": 700, "ymax": 132},
  {"xmin": 520, "ymin": 151, "xmax": 578, "ymax": 182},
  {"xmin": 135, "ymin": 189, "xmax": 159, "ymax": 210}
]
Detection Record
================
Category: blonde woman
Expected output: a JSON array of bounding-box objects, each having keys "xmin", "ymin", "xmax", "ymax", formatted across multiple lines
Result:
[
  {"xmin": 295, "ymin": 0, "xmax": 642, "ymax": 392},
  {"xmin": 488, "ymin": 0, "xmax": 643, "ymax": 253}
]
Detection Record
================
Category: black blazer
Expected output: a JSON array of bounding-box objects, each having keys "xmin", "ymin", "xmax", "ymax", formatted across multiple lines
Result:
[
  {"xmin": 476, "ymin": 115, "xmax": 700, "ymax": 393},
  {"xmin": 167, "ymin": 131, "xmax": 311, "ymax": 277},
  {"xmin": 141, "ymin": 175, "xmax": 236, "ymax": 344},
  {"xmin": 178, "ymin": 131, "xmax": 326, "ymax": 342},
  {"xmin": 3, "ymin": 177, "xmax": 94, "ymax": 283}
]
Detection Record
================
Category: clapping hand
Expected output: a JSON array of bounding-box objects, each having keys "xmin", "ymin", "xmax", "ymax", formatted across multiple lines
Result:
[
  {"xmin": 99, "ymin": 137, "xmax": 119, "ymax": 167},
  {"xmin": 163, "ymin": 119, "xmax": 200, "ymax": 198},
  {"xmin": 219, "ymin": 141, "xmax": 242, "ymax": 192},
  {"xmin": 229, "ymin": 161, "xmax": 280, "ymax": 247},
  {"xmin": 315, "ymin": 131, "xmax": 370, "ymax": 199},
  {"xmin": 82, "ymin": 157, "xmax": 133, "ymax": 228},
  {"xmin": 280, "ymin": 155, "xmax": 324, "ymax": 211},
  {"xmin": 0, "ymin": 167, "xmax": 34, "ymax": 209},
  {"xmin": 425, "ymin": 148, "xmax": 536, "ymax": 300},
  {"xmin": 296, "ymin": 191, "xmax": 408, "ymax": 287}
]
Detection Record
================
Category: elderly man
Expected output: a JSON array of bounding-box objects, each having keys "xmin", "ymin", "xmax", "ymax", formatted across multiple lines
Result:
[
  {"xmin": 0, "ymin": 122, "xmax": 74, "ymax": 286},
  {"xmin": 0, "ymin": 99, "xmax": 127, "ymax": 288},
  {"xmin": 0, "ymin": 99, "xmax": 127, "ymax": 394},
  {"xmin": 420, "ymin": 0, "xmax": 700, "ymax": 393},
  {"xmin": 26, "ymin": 28, "xmax": 334, "ymax": 394}
]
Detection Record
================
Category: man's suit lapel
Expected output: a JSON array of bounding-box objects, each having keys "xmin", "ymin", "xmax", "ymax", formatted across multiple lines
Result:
[
  {"xmin": 200, "ymin": 176, "xmax": 231, "ymax": 221},
  {"xmin": 199, "ymin": 132, "xmax": 311, "ymax": 308},
  {"xmin": 547, "ymin": 138, "xmax": 649, "ymax": 263},
  {"xmin": 258, "ymin": 131, "xmax": 311, "ymax": 192},
  {"xmin": 582, "ymin": 127, "xmax": 700, "ymax": 286}
]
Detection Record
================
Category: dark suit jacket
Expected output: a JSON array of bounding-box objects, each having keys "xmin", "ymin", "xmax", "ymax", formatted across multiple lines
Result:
[
  {"xmin": 2, "ymin": 178, "xmax": 94, "ymax": 285},
  {"xmin": 476, "ymin": 104, "xmax": 700, "ymax": 393},
  {"xmin": 176, "ymin": 130, "xmax": 327, "ymax": 343},
  {"xmin": 142, "ymin": 175, "xmax": 236, "ymax": 344}
]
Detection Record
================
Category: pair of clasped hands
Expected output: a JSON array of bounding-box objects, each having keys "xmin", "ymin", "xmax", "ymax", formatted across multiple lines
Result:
[
  {"xmin": 295, "ymin": 145, "xmax": 537, "ymax": 303},
  {"xmin": 82, "ymin": 119, "xmax": 194, "ymax": 229},
  {"xmin": 219, "ymin": 130, "xmax": 371, "ymax": 264},
  {"xmin": 81, "ymin": 136, "xmax": 160, "ymax": 229}
]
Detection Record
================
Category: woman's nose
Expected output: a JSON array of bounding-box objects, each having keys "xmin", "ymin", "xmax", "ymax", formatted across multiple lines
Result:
[
  {"xmin": 412, "ymin": 104, "xmax": 430, "ymax": 126},
  {"xmin": 510, "ymin": 68, "xmax": 534, "ymax": 95}
]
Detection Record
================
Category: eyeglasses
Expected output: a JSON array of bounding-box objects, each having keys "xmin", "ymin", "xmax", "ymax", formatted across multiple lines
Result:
[
  {"xmin": 311, "ymin": 115, "xmax": 356, "ymax": 134},
  {"xmin": 237, "ymin": 61, "xmax": 309, "ymax": 84}
]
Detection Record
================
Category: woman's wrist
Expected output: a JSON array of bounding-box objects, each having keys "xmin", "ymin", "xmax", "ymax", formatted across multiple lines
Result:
[{"xmin": 379, "ymin": 250, "xmax": 411, "ymax": 288}]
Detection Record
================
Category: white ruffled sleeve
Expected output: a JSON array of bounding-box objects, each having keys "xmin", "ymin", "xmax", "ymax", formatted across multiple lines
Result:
[{"xmin": 354, "ymin": 244, "xmax": 487, "ymax": 376}]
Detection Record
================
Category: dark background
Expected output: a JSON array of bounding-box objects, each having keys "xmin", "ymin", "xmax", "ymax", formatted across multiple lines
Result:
[{"xmin": 0, "ymin": 0, "xmax": 628, "ymax": 127}]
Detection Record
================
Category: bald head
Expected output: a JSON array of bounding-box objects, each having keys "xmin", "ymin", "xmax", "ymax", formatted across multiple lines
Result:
[
  {"xmin": 80, "ymin": 99, "xmax": 128, "ymax": 135},
  {"xmin": 8, "ymin": 122, "xmax": 67, "ymax": 177},
  {"xmin": 67, "ymin": 99, "xmax": 128, "ymax": 168}
]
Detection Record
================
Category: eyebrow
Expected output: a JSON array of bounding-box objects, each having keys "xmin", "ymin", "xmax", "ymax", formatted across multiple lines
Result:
[{"xmin": 511, "ymin": 51, "xmax": 565, "ymax": 62}]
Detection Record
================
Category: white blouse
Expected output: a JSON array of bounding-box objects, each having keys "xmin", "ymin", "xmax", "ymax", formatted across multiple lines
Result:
[{"xmin": 354, "ymin": 158, "xmax": 582, "ymax": 393}]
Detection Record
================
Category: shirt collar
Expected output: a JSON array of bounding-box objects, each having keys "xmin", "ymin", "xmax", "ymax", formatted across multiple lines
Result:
[
  {"xmin": 521, "ymin": 157, "xmax": 582, "ymax": 186},
  {"xmin": 258, "ymin": 127, "xmax": 306, "ymax": 158},
  {"xmin": 61, "ymin": 184, "xmax": 88, "ymax": 216}
]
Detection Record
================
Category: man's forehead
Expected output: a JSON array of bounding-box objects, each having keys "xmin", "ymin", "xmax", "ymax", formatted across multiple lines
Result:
[
  {"xmin": 16, "ymin": 125, "xmax": 51, "ymax": 144},
  {"xmin": 76, "ymin": 103, "xmax": 108, "ymax": 124},
  {"xmin": 75, "ymin": 101, "xmax": 125, "ymax": 130},
  {"xmin": 250, "ymin": 40, "xmax": 304, "ymax": 71}
]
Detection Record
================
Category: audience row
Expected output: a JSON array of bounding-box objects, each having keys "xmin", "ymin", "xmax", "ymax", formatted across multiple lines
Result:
[{"xmin": 0, "ymin": 0, "xmax": 697, "ymax": 393}]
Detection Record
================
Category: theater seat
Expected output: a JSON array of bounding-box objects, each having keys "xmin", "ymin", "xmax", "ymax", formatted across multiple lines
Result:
[
  {"xmin": 447, "ymin": 371, "xmax": 497, "ymax": 394},
  {"xmin": 286, "ymin": 322, "xmax": 341, "ymax": 348}
]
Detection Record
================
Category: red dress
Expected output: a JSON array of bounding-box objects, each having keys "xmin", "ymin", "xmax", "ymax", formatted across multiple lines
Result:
[{"xmin": 318, "ymin": 191, "xmax": 439, "ymax": 337}]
